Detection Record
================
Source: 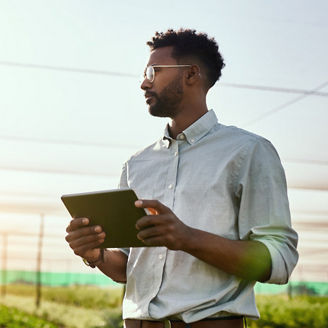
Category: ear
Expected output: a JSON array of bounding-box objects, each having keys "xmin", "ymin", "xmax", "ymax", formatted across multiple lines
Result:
[{"xmin": 185, "ymin": 65, "xmax": 201, "ymax": 86}]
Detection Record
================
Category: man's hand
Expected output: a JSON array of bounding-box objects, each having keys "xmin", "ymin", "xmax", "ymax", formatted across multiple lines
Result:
[
  {"xmin": 65, "ymin": 217, "xmax": 106, "ymax": 263},
  {"xmin": 135, "ymin": 199, "xmax": 192, "ymax": 250}
]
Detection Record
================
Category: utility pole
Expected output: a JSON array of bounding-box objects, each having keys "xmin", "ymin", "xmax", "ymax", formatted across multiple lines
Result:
[
  {"xmin": 36, "ymin": 214, "xmax": 44, "ymax": 308},
  {"xmin": 1, "ymin": 233, "xmax": 8, "ymax": 298}
]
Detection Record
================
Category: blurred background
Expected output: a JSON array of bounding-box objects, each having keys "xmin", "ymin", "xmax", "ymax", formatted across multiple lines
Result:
[{"xmin": 0, "ymin": 0, "xmax": 327, "ymax": 327}]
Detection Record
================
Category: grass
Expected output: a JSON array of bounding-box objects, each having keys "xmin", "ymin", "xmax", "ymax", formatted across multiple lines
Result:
[
  {"xmin": 0, "ymin": 294, "xmax": 112, "ymax": 328},
  {"xmin": 0, "ymin": 285, "xmax": 124, "ymax": 328},
  {"xmin": 0, "ymin": 304, "xmax": 60, "ymax": 328},
  {"xmin": 4, "ymin": 284, "xmax": 123, "ymax": 309},
  {"xmin": 1, "ymin": 284, "xmax": 328, "ymax": 328},
  {"xmin": 247, "ymin": 294, "xmax": 328, "ymax": 328}
]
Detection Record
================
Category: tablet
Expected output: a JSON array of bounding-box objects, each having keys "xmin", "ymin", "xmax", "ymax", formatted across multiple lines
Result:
[{"xmin": 61, "ymin": 189, "xmax": 147, "ymax": 248}]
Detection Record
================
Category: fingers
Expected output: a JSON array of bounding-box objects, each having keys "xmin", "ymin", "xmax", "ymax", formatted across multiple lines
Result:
[
  {"xmin": 135, "ymin": 199, "xmax": 169, "ymax": 214},
  {"xmin": 139, "ymin": 236, "xmax": 165, "ymax": 247},
  {"xmin": 137, "ymin": 222, "xmax": 178, "ymax": 247},
  {"xmin": 137, "ymin": 225, "xmax": 161, "ymax": 241},
  {"xmin": 65, "ymin": 224, "xmax": 103, "ymax": 242},
  {"xmin": 65, "ymin": 217, "xmax": 106, "ymax": 258},
  {"xmin": 66, "ymin": 217, "xmax": 89, "ymax": 233},
  {"xmin": 71, "ymin": 236, "xmax": 105, "ymax": 257},
  {"xmin": 136, "ymin": 214, "xmax": 176, "ymax": 245},
  {"xmin": 134, "ymin": 204, "xmax": 190, "ymax": 250},
  {"xmin": 136, "ymin": 215, "xmax": 165, "ymax": 230},
  {"xmin": 67, "ymin": 231, "xmax": 106, "ymax": 248}
]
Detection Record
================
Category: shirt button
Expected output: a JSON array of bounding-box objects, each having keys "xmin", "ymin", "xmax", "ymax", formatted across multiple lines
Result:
[
  {"xmin": 159, "ymin": 254, "xmax": 163, "ymax": 260},
  {"xmin": 178, "ymin": 134, "xmax": 185, "ymax": 140},
  {"xmin": 168, "ymin": 184, "xmax": 173, "ymax": 189},
  {"xmin": 190, "ymin": 138, "xmax": 195, "ymax": 143},
  {"xmin": 174, "ymin": 151, "xmax": 178, "ymax": 156}
]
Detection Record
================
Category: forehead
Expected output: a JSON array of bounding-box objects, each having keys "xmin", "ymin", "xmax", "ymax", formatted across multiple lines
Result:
[{"xmin": 147, "ymin": 46, "xmax": 177, "ymax": 65}]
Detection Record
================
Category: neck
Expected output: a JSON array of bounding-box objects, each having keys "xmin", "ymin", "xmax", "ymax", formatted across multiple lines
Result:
[{"xmin": 168, "ymin": 100, "xmax": 208, "ymax": 139}]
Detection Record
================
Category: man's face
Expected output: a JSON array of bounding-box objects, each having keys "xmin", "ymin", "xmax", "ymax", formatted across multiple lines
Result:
[{"xmin": 141, "ymin": 46, "xmax": 184, "ymax": 118}]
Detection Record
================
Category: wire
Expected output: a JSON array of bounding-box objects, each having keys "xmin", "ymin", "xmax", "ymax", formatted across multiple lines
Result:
[
  {"xmin": 0, "ymin": 231, "xmax": 63, "ymax": 238},
  {"xmin": 1, "ymin": 256, "xmax": 74, "ymax": 262},
  {"xmin": 0, "ymin": 165, "xmax": 116, "ymax": 177},
  {"xmin": 1, "ymin": 60, "xmax": 328, "ymax": 97},
  {"xmin": 220, "ymin": 82, "xmax": 328, "ymax": 97},
  {"xmin": 283, "ymin": 158, "xmax": 328, "ymax": 166},
  {"xmin": 0, "ymin": 134, "xmax": 141, "ymax": 150},
  {"xmin": 0, "ymin": 60, "xmax": 138, "ymax": 78},
  {"xmin": 243, "ymin": 80, "xmax": 328, "ymax": 126}
]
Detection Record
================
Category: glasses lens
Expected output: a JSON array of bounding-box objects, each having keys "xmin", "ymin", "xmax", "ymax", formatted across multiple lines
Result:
[{"xmin": 146, "ymin": 66, "xmax": 154, "ymax": 82}]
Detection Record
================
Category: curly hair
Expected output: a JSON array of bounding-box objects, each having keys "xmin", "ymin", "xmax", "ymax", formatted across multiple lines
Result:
[{"xmin": 147, "ymin": 28, "xmax": 225, "ymax": 88}]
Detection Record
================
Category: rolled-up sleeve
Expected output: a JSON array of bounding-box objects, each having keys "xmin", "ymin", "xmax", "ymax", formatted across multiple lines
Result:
[{"xmin": 236, "ymin": 139, "xmax": 298, "ymax": 284}]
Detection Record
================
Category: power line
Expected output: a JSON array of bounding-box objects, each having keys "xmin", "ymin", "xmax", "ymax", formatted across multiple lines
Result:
[
  {"xmin": 1, "ymin": 60, "xmax": 328, "ymax": 97},
  {"xmin": 0, "ymin": 134, "xmax": 141, "ymax": 150},
  {"xmin": 1, "ymin": 256, "xmax": 74, "ymax": 262},
  {"xmin": 220, "ymin": 82, "xmax": 328, "ymax": 97},
  {"xmin": 0, "ymin": 165, "xmax": 116, "ymax": 178},
  {"xmin": 282, "ymin": 158, "xmax": 328, "ymax": 166},
  {"xmin": 0, "ymin": 231, "xmax": 62, "ymax": 239},
  {"xmin": 0, "ymin": 60, "xmax": 138, "ymax": 78},
  {"xmin": 244, "ymin": 80, "xmax": 328, "ymax": 126}
]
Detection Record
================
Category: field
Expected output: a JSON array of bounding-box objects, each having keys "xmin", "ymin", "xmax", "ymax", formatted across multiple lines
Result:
[
  {"xmin": 0, "ymin": 284, "xmax": 328, "ymax": 328},
  {"xmin": 0, "ymin": 285, "xmax": 123, "ymax": 328}
]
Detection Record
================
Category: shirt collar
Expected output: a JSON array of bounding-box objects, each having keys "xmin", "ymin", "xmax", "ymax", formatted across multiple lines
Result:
[{"xmin": 162, "ymin": 109, "xmax": 218, "ymax": 148}]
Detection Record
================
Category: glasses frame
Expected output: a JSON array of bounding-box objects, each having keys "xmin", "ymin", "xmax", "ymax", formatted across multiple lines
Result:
[{"xmin": 144, "ymin": 65, "xmax": 192, "ymax": 83}]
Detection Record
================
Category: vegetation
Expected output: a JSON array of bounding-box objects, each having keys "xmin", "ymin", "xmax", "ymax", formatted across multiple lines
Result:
[
  {"xmin": 0, "ymin": 304, "xmax": 59, "ymax": 328},
  {"xmin": 4, "ymin": 284, "xmax": 123, "ymax": 309},
  {"xmin": 247, "ymin": 295, "xmax": 328, "ymax": 328},
  {"xmin": 1, "ymin": 284, "xmax": 328, "ymax": 328},
  {"xmin": 1, "ymin": 285, "xmax": 123, "ymax": 328}
]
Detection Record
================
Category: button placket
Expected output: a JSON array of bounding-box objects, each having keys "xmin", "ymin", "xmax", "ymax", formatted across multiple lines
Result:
[
  {"xmin": 163, "ymin": 141, "xmax": 179, "ymax": 208},
  {"xmin": 147, "ymin": 247, "xmax": 168, "ymax": 311}
]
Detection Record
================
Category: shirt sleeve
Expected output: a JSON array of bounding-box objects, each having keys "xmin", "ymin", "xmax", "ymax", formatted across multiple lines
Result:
[
  {"xmin": 117, "ymin": 162, "xmax": 131, "ymax": 256},
  {"xmin": 235, "ymin": 138, "xmax": 299, "ymax": 284},
  {"xmin": 118, "ymin": 161, "xmax": 129, "ymax": 189}
]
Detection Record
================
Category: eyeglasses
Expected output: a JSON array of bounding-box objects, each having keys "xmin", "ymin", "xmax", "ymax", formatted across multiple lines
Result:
[{"xmin": 144, "ymin": 65, "xmax": 191, "ymax": 83}]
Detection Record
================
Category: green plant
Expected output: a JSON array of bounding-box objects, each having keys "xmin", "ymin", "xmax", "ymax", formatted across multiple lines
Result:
[
  {"xmin": 5, "ymin": 284, "xmax": 123, "ymax": 309},
  {"xmin": 247, "ymin": 295, "xmax": 328, "ymax": 328},
  {"xmin": 0, "ymin": 304, "xmax": 59, "ymax": 328}
]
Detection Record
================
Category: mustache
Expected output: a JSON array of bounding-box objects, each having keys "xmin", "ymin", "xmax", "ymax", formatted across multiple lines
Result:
[{"xmin": 144, "ymin": 91, "xmax": 157, "ymax": 98}]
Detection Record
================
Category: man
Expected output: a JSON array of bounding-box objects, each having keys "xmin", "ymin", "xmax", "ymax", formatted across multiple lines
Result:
[{"xmin": 65, "ymin": 29, "xmax": 298, "ymax": 328}]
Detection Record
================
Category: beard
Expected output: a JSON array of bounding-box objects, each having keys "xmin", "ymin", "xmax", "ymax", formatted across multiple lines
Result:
[{"xmin": 148, "ymin": 74, "xmax": 184, "ymax": 118}]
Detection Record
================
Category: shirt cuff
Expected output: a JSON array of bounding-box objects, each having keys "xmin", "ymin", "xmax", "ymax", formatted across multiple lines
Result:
[
  {"xmin": 254, "ymin": 239, "xmax": 288, "ymax": 284},
  {"xmin": 118, "ymin": 247, "xmax": 130, "ymax": 256}
]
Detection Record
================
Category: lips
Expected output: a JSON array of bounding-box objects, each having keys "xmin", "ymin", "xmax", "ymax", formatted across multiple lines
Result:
[{"xmin": 145, "ymin": 92, "xmax": 156, "ymax": 104}]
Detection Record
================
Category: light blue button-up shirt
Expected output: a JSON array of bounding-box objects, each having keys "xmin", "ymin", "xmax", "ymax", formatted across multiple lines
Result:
[{"xmin": 118, "ymin": 110, "xmax": 298, "ymax": 322}]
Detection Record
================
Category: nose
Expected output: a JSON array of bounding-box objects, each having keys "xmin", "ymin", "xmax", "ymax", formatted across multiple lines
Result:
[{"xmin": 140, "ymin": 77, "xmax": 152, "ymax": 91}]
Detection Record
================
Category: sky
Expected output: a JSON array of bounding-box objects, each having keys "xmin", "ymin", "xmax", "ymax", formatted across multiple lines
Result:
[{"xmin": 0, "ymin": 0, "xmax": 327, "ymax": 281}]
